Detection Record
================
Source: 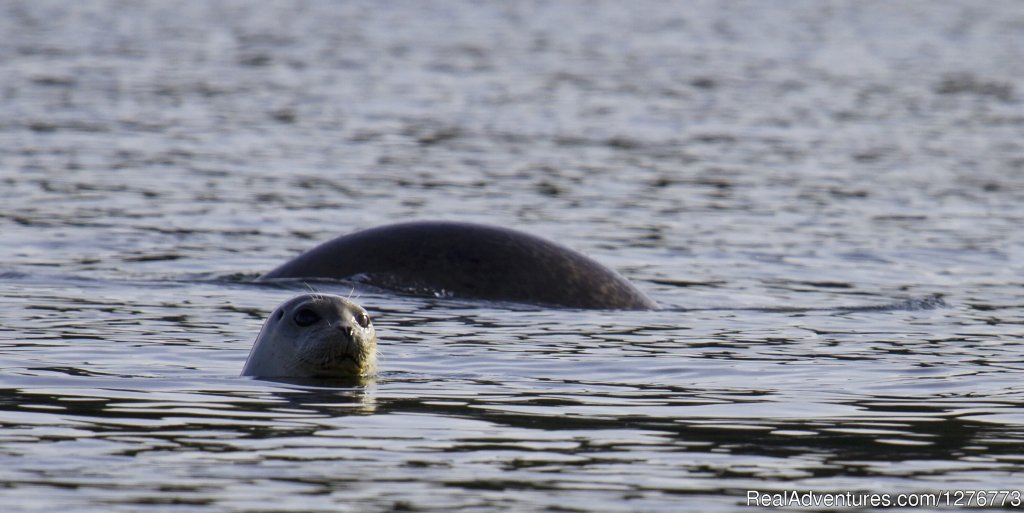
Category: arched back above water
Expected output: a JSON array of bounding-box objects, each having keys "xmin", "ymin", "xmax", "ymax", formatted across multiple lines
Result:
[{"xmin": 1, "ymin": 1, "xmax": 1023, "ymax": 512}]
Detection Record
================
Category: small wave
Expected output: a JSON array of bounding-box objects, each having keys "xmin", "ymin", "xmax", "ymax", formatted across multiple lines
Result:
[
  {"xmin": 674, "ymin": 295, "xmax": 950, "ymax": 314},
  {"xmin": 835, "ymin": 295, "xmax": 948, "ymax": 313}
]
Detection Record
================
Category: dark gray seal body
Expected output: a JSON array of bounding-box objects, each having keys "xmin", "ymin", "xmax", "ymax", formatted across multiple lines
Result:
[{"xmin": 260, "ymin": 221, "xmax": 657, "ymax": 310}]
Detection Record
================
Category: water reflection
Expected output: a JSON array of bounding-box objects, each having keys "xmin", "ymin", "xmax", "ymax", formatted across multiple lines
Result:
[{"xmin": 2, "ymin": 373, "xmax": 1021, "ymax": 489}]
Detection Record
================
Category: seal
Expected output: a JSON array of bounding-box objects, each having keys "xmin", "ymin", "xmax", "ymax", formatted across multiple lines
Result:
[
  {"xmin": 241, "ymin": 293, "xmax": 377, "ymax": 378},
  {"xmin": 260, "ymin": 221, "xmax": 657, "ymax": 310}
]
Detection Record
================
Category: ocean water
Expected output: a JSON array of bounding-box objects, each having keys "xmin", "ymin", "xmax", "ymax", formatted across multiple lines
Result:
[{"xmin": 1, "ymin": 1, "xmax": 1023, "ymax": 511}]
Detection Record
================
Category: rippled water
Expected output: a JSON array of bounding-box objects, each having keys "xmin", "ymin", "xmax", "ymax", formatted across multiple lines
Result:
[{"xmin": 2, "ymin": 1, "xmax": 1024, "ymax": 511}]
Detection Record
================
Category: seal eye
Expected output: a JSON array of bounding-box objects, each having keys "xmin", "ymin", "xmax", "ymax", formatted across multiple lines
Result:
[
  {"xmin": 293, "ymin": 307, "xmax": 321, "ymax": 327},
  {"xmin": 356, "ymin": 312, "xmax": 371, "ymax": 328}
]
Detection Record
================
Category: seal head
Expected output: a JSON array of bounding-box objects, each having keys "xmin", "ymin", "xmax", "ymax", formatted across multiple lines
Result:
[{"xmin": 241, "ymin": 294, "xmax": 377, "ymax": 378}]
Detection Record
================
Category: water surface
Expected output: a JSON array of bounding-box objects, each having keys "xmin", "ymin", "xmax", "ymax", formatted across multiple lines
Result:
[{"xmin": 2, "ymin": 1, "xmax": 1024, "ymax": 511}]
